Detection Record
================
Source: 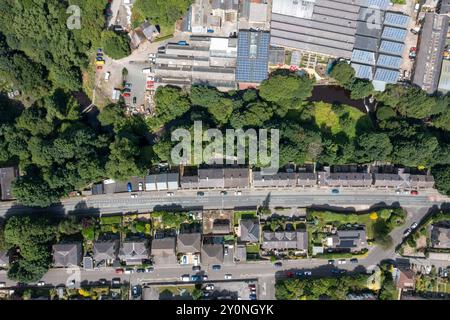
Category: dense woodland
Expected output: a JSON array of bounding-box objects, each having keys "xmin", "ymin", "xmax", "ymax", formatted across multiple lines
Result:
[{"xmin": 0, "ymin": 2, "xmax": 449, "ymax": 209}]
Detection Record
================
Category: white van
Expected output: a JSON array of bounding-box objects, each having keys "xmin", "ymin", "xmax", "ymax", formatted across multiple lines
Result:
[{"xmin": 104, "ymin": 71, "xmax": 111, "ymax": 81}]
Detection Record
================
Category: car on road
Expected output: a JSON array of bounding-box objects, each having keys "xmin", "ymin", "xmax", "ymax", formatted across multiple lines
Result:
[
  {"xmin": 130, "ymin": 193, "xmax": 138, "ymax": 198},
  {"xmin": 136, "ymin": 268, "xmax": 145, "ymax": 273},
  {"xmin": 338, "ymin": 259, "xmax": 346, "ymax": 265},
  {"xmin": 197, "ymin": 192, "xmax": 205, "ymax": 197},
  {"xmin": 166, "ymin": 192, "xmax": 174, "ymax": 197},
  {"xmin": 224, "ymin": 274, "xmax": 232, "ymax": 280},
  {"xmin": 403, "ymin": 228, "xmax": 412, "ymax": 237},
  {"xmin": 145, "ymin": 267, "xmax": 154, "ymax": 273},
  {"xmin": 177, "ymin": 41, "xmax": 188, "ymax": 46},
  {"xmin": 127, "ymin": 182, "xmax": 132, "ymax": 192},
  {"xmin": 331, "ymin": 188, "xmax": 340, "ymax": 194},
  {"xmin": 212, "ymin": 265, "xmax": 221, "ymax": 271},
  {"xmin": 205, "ymin": 284, "xmax": 214, "ymax": 291},
  {"xmin": 181, "ymin": 275, "xmax": 190, "ymax": 282},
  {"xmin": 328, "ymin": 259, "xmax": 335, "ymax": 265},
  {"xmin": 274, "ymin": 262, "xmax": 283, "ymax": 268},
  {"xmin": 395, "ymin": 189, "xmax": 402, "ymax": 194},
  {"xmin": 220, "ymin": 191, "xmax": 227, "ymax": 195},
  {"xmin": 350, "ymin": 258, "xmax": 358, "ymax": 264},
  {"xmin": 98, "ymin": 279, "xmax": 107, "ymax": 285},
  {"xmin": 112, "ymin": 278, "xmax": 121, "ymax": 285},
  {"xmin": 410, "ymin": 190, "xmax": 419, "ymax": 195},
  {"xmin": 124, "ymin": 268, "xmax": 134, "ymax": 274},
  {"xmin": 411, "ymin": 222, "xmax": 418, "ymax": 229},
  {"xmin": 304, "ymin": 271, "xmax": 312, "ymax": 276},
  {"xmin": 37, "ymin": 281, "xmax": 45, "ymax": 287},
  {"xmin": 192, "ymin": 265, "xmax": 201, "ymax": 272},
  {"xmin": 235, "ymin": 191, "xmax": 242, "ymax": 196},
  {"xmin": 115, "ymin": 268, "xmax": 124, "ymax": 274}
]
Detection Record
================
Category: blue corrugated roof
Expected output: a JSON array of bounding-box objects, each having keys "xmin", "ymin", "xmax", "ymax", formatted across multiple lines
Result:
[
  {"xmin": 351, "ymin": 49, "xmax": 376, "ymax": 65},
  {"xmin": 236, "ymin": 30, "xmax": 270, "ymax": 83},
  {"xmin": 352, "ymin": 63, "xmax": 374, "ymax": 80}
]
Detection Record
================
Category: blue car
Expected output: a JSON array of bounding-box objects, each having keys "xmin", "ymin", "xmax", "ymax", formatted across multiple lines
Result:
[
  {"xmin": 190, "ymin": 275, "xmax": 201, "ymax": 282},
  {"xmin": 177, "ymin": 41, "xmax": 188, "ymax": 46},
  {"xmin": 212, "ymin": 265, "xmax": 221, "ymax": 271},
  {"xmin": 249, "ymin": 294, "xmax": 257, "ymax": 300},
  {"xmin": 331, "ymin": 189, "xmax": 340, "ymax": 194},
  {"xmin": 127, "ymin": 182, "xmax": 132, "ymax": 192}
]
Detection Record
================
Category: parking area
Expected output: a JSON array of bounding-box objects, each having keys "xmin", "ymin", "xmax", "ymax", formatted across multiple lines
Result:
[{"xmin": 201, "ymin": 279, "xmax": 258, "ymax": 300}]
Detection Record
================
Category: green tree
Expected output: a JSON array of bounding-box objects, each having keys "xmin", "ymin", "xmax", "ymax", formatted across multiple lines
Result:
[
  {"xmin": 101, "ymin": 31, "xmax": 131, "ymax": 60},
  {"xmin": 330, "ymin": 61, "xmax": 355, "ymax": 86},
  {"xmin": 346, "ymin": 79, "xmax": 374, "ymax": 100},
  {"xmin": 356, "ymin": 132, "xmax": 392, "ymax": 163},
  {"xmin": 150, "ymin": 86, "xmax": 191, "ymax": 129},
  {"xmin": 133, "ymin": 0, "xmax": 193, "ymax": 31},
  {"xmin": 229, "ymin": 101, "xmax": 273, "ymax": 128},
  {"xmin": 432, "ymin": 165, "xmax": 450, "ymax": 196}
]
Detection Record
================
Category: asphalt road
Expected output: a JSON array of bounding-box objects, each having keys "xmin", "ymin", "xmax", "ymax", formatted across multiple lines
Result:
[{"xmin": 0, "ymin": 188, "xmax": 447, "ymax": 216}]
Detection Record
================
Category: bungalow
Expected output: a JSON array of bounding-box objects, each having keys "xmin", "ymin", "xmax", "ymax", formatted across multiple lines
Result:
[
  {"xmin": 327, "ymin": 229, "xmax": 367, "ymax": 252},
  {"xmin": 177, "ymin": 232, "xmax": 202, "ymax": 265},
  {"xmin": 52, "ymin": 243, "xmax": 83, "ymax": 268},
  {"xmin": 0, "ymin": 166, "xmax": 19, "ymax": 200},
  {"xmin": 239, "ymin": 219, "xmax": 260, "ymax": 243},
  {"xmin": 93, "ymin": 241, "xmax": 118, "ymax": 266},
  {"xmin": 201, "ymin": 243, "xmax": 224, "ymax": 265},
  {"xmin": 151, "ymin": 236, "xmax": 177, "ymax": 266},
  {"xmin": 262, "ymin": 231, "xmax": 308, "ymax": 251},
  {"xmin": 431, "ymin": 226, "xmax": 450, "ymax": 249},
  {"xmin": 118, "ymin": 240, "xmax": 149, "ymax": 265}
]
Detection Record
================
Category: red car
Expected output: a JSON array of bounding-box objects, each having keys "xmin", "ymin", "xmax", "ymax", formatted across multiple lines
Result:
[
  {"xmin": 115, "ymin": 268, "xmax": 124, "ymax": 274},
  {"xmin": 146, "ymin": 81, "xmax": 154, "ymax": 85},
  {"xmin": 122, "ymin": 92, "xmax": 131, "ymax": 98},
  {"xmin": 410, "ymin": 190, "xmax": 419, "ymax": 195}
]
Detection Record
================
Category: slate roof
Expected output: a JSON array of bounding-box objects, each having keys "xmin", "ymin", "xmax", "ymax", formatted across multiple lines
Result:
[
  {"xmin": 151, "ymin": 237, "xmax": 177, "ymax": 265},
  {"xmin": 93, "ymin": 241, "xmax": 118, "ymax": 262},
  {"xmin": 53, "ymin": 243, "xmax": 82, "ymax": 267},
  {"xmin": 177, "ymin": 233, "xmax": 202, "ymax": 253},
  {"xmin": 0, "ymin": 251, "xmax": 9, "ymax": 266},
  {"xmin": 262, "ymin": 231, "xmax": 308, "ymax": 250},
  {"xmin": 240, "ymin": 219, "xmax": 260, "ymax": 242},
  {"xmin": 118, "ymin": 240, "xmax": 149, "ymax": 264},
  {"xmin": 201, "ymin": 243, "xmax": 224, "ymax": 265}
]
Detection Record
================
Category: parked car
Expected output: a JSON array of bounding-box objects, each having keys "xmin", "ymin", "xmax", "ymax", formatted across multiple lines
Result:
[
  {"xmin": 410, "ymin": 190, "xmax": 419, "ymax": 195},
  {"xmin": 192, "ymin": 265, "xmax": 201, "ymax": 272},
  {"xmin": 37, "ymin": 281, "xmax": 45, "ymax": 287},
  {"xmin": 235, "ymin": 190, "xmax": 242, "ymax": 196},
  {"xmin": 167, "ymin": 192, "xmax": 174, "ymax": 197},
  {"xmin": 304, "ymin": 271, "xmax": 312, "ymax": 276},
  {"xmin": 149, "ymin": 53, "xmax": 156, "ymax": 59},
  {"xmin": 248, "ymin": 284, "xmax": 256, "ymax": 290},
  {"xmin": 177, "ymin": 41, "xmax": 188, "ymax": 46},
  {"xmin": 133, "ymin": 97, "xmax": 137, "ymax": 104},
  {"xmin": 249, "ymin": 293, "xmax": 257, "ymax": 300},
  {"xmin": 224, "ymin": 246, "xmax": 229, "ymax": 256},
  {"xmin": 138, "ymin": 182, "xmax": 143, "ymax": 191},
  {"xmin": 205, "ymin": 284, "xmax": 214, "ymax": 291},
  {"xmin": 136, "ymin": 268, "xmax": 145, "ymax": 273},
  {"xmin": 404, "ymin": 228, "xmax": 412, "ymax": 237},
  {"xmin": 350, "ymin": 258, "xmax": 358, "ymax": 264},
  {"xmin": 130, "ymin": 194, "xmax": 138, "ymax": 198},
  {"xmin": 328, "ymin": 259, "xmax": 335, "ymax": 265},
  {"xmin": 220, "ymin": 191, "xmax": 228, "ymax": 195},
  {"xmin": 331, "ymin": 269, "xmax": 340, "ymax": 274},
  {"xmin": 145, "ymin": 267, "xmax": 154, "ymax": 273},
  {"xmin": 274, "ymin": 262, "xmax": 283, "ymax": 268},
  {"xmin": 157, "ymin": 46, "xmax": 166, "ymax": 54},
  {"xmin": 132, "ymin": 285, "xmax": 140, "ymax": 298},
  {"xmin": 127, "ymin": 182, "xmax": 132, "ymax": 192},
  {"xmin": 98, "ymin": 279, "xmax": 107, "ymax": 285},
  {"xmin": 331, "ymin": 189, "xmax": 340, "ymax": 194},
  {"xmin": 295, "ymin": 271, "xmax": 303, "ymax": 277},
  {"xmin": 411, "ymin": 222, "xmax": 418, "ymax": 229},
  {"xmin": 224, "ymin": 274, "xmax": 232, "ymax": 279},
  {"xmin": 339, "ymin": 270, "xmax": 347, "ymax": 275},
  {"xmin": 181, "ymin": 275, "xmax": 190, "ymax": 282},
  {"xmin": 124, "ymin": 268, "xmax": 134, "ymax": 274},
  {"xmin": 202, "ymin": 275, "xmax": 208, "ymax": 280},
  {"xmin": 338, "ymin": 259, "xmax": 346, "ymax": 265},
  {"xmin": 112, "ymin": 278, "xmax": 121, "ymax": 285},
  {"xmin": 212, "ymin": 265, "xmax": 221, "ymax": 271},
  {"xmin": 191, "ymin": 275, "xmax": 201, "ymax": 282},
  {"xmin": 122, "ymin": 92, "xmax": 131, "ymax": 98},
  {"xmin": 115, "ymin": 268, "xmax": 124, "ymax": 274},
  {"xmin": 197, "ymin": 192, "xmax": 205, "ymax": 197}
]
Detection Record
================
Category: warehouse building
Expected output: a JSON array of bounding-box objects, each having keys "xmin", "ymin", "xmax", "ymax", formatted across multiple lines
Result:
[
  {"xmin": 413, "ymin": 13, "xmax": 449, "ymax": 94},
  {"xmin": 154, "ymin": 36, "xmax": 238, "ymax": 91}
]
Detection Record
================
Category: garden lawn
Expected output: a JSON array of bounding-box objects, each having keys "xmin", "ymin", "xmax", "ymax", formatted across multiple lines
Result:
[
  {"xmin": 313, "ymin": 102, "xmax": 372, "ymax": 139},
  {"xmin": 233, "ymin": 210, "xmax": 257, "ymax": 226},
  {"xmin": 246, "ymin": 243, "xmax": 261, "ymax": 254}
]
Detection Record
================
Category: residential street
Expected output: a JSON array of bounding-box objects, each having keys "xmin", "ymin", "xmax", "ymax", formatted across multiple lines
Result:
[{"xmin": 0, "ymin": 204, "xmax": 448, "ymax": 299}]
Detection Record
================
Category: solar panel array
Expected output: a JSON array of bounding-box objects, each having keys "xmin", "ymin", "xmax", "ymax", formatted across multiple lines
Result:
[
  {"xmin": 379, "ymin": 40, "xmax": 405, "ymax": 56},
  {"xmin": 365, "ymin": 0, "xmax": 390, "ymax": 10},
  {"xmin": 236, "ymin": 30, "xmax": 270, "ymax": 83},
  {"xmin": 352, "ymin": 63, "xmax": 374, "ymax": 80},
  {"xmin": 374, "ymin": 68, "xmax": 399, "ymax": 83},
  {"xmin": 351, "ymin": 49, "xmax": 376, "ymax": 65},
  {"xmin": 377, "ymin": 54, "xmax": 402, "ymax": 69},
  {"xmin": 382, "ymin": 26, "xmax": 407, "ymax": 42},
  {"xmin": 384, "ymin": 12, "xmax": 409, "ymax": 28}
]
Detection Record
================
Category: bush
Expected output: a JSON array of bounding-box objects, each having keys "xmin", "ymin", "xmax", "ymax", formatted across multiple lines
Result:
[{"xmin": 82, "ymin": 226, "xmax": 95, "ymax": 241}]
